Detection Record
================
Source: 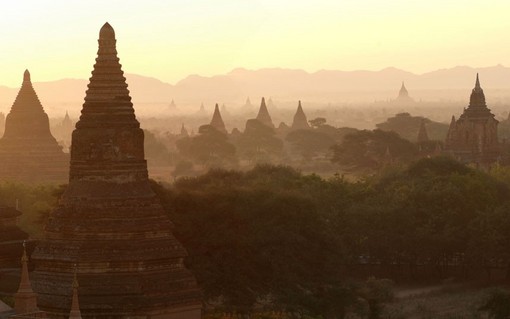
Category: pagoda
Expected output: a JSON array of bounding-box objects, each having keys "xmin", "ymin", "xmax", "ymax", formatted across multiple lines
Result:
[
  {"xmin": 32, "ymin": 23, "xmax": 202, "ymax": 319},
  {"xmin": 290, "ymin": 101, "xmax": 310, "ymax": 130},
  {"xmin": 256, "ymin": 97, "xmax": 274, "ymax": 129},
  {"xmin": 0, "ymin": 70, "xmax": 68, "ymax": 183},
  {"xmin": 395, "ymin": 81, "xmax": 414, "ymax": 104},
  {"xmin": 210, "ymin": 103, "xmax": 227, "ymax": 134},
  {"xmin": 444, "ymin": 74, "xmax": 499, "ymax": 165}
]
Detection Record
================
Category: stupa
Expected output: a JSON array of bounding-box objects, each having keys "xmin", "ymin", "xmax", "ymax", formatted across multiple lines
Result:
[
  {"xmin": 32, "ymin": 23, "xmax": 202, "ymax": 319},
  {"xmin": 290, "ymin": 101, "xmax": 309, "ymax": 130},
  {"xmin": 394, "ymin": 81, "xmax": 414, "ymax": 104},
  {"xmin": 210, "ymin": 103, "xmax": 227, "ymax": 134},
  {"xmin": 256, "ymin": 97, "xmax": 274, "ymax": 129},
  {"xmin": 0, "ymin": 70, "xmax": 68, "ymax": 183}
]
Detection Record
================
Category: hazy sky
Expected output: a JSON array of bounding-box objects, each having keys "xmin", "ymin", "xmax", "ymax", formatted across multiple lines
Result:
[{"xmin": 1, "ymin": 0, "xmax": 509, "ymax": 87}]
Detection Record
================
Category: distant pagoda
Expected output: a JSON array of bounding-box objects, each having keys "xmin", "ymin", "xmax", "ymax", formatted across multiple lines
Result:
[
  {"xmin": 210, "ymin": 103, "xmax": 227, "ymax": 134},
  {"xmin": 32, "ymin": 23, "xmax": 202, "ymax": 319},
  {"xmin": 256, "ymin": 97, "xmax": 274, "ymax": 128},
  {"xmin": 444, "ymin": 74, "xmax": 499, "ymax": 165},
  {"xmin": 62, "ymin": 111, "xmax": 73, "ymax": 131},
  {"xmin": 0, "ymin": 70, "xmax": 68, "ymax": 183},
  {"xmin": 243, "ymin": 97, "xmax": 253, "ymax": 109},
  {"xmin": 169, "ymin": 99, "xmax": 177, "ymax": 110},
  {"xmin": 395, "ymin": 81, "xmax": 414, "ymax": 104},
  {"xmin": 291, "ymin": 100, "xmax": 310, "ymax": 130}
]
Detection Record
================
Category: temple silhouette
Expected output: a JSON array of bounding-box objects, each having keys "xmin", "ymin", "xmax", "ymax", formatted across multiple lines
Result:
[
  {"xmin": 0, "ymin": 70, "xmax": 68, "ymax": 183},
  {"xmin": 444, "ymin": 74, "xmax": 500, "ymax": 166},
  {"xmin": 31, "ymin": 23, "xmax": 202, "ymax": 319}
]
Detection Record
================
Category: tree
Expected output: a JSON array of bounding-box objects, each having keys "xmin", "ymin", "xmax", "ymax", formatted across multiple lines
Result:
[
  {"xmin": 286, "ymin": 129, "xmax": 335, "ymax": 160},
  {"xmin": 176, "ymin": 125, "xmax": 236, "ymax": 168},
  {"xmin": 236, "ymin": 119, "xmax": 283, "ymax": 163},
  {"xmin": 331, "ymin": 129, "xmax": 417, "ymax": 171},
  {"xmin": 309, "ymin": 117, "xmax": 327, "ymax": 129},
  {"xmin": 479, "ymin": 288, "xmax": 510, "ymax": 319}
]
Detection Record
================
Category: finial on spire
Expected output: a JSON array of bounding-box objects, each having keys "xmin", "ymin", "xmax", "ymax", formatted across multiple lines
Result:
[
  {"xmin": 99, "ymin": 22, "xmax": 115, "ymax": 40},
  {"xmin": 69, "ymin": 263, "xmax": 82, "ymax": 319},
  {"xmin": 23, "ymin": 70, "xmax": 31, "ymax": 83},
  {"xmin": 475, "ymin": 73, "xmax": 481, "ymax": 89},
  {"xmin": 298, "ymin": 100, "xmax": 302, "ymax": 108},
  {"xmin": 15, "ymin": 240, "xmax": 38, "ymax": 314}
]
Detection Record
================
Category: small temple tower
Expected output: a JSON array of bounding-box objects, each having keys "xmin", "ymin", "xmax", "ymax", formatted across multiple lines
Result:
[
  {"xmin": 196, "ymin": 102, "xmax": 206, "ymax": 116},
  {"xmin": 169, "ymin": 99, "xmax": 177, "ymax": 110},
  {"xmin": 417, "ymin": 119, "xmax": 429, "ymax": 143},
  {"xmin": 444, "ymin": 74, "xmax": 499, "ymax": 165},
  {"xmin": 14, "ymin": 241, "xmax": 38, "ymax": 315},
  {"xmin": 210, "ymin": 103, "xmax": 228, "ymax": 134},
  {"xmin": 0, "ymin": 70, "xmax": 69, "ymax": 183},
  {"xmin": 395, "ymin": 81, "xmax": 414, "ymax": 104},
  {"xmin": 32, "ymin": 23, "xmax": 202, "ymax": 319},
  {"xmin": 69, "ymin": 267, "xmax": 82, "ymax": 319},
  {"xmin": 291, "ymin": 100, "xmax": 310, "ymax": 130},
  {"xmin": 256, "ymin": 97, "xmax": 275, "ymax": 128},
  {"xmin": 180, "ymin": 123, "xmax": 189, "ymax": 137},
  {"xmin": 62, "ymin": 111, "xmax": 73, "ymax": 131},
  {"xmin": 243, "ymin": 97, "xmax": 253, "ymax": 109}
]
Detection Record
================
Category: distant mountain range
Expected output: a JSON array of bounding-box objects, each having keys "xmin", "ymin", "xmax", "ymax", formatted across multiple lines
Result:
[{"xmin": 1, "ymin": 65, "xmax": 510, "ymax": 116}]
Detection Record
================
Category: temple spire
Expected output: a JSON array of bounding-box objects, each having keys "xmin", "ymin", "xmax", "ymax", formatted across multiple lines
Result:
[
  {"xmin": 69, "ymin": 265, "xmax": 82, "ymax": 319},
  {"xmin": 14, "ymin": 241, "xmax": 38, "ymax": 314},
  {"xmin": 291, "ymin": 100, "xmax": 310, "ymax": 130},
  {"xmin": 256, "ymin": 97, "xmax": 275, "ymax": 128},
  {"xmin": 469, "ymin": 73, "xmax": 486, "ymax": 107},
  {"xmin": 399, "ymin": 81, "xmax": 408, "ymax": 97},
  {"xmin": 210, "ymin": 103, "xmax": 227, "ymax": 134},
  {"xmin": 23, "ymin": 70, "xmax": 30, "ymax": 83},
  {"xmin": 77, "ymin": 22, "xmax": 137, "ymax": 129}
]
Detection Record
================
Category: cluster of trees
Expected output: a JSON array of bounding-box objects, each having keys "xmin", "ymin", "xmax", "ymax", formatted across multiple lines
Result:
[
  {"xmin": 148, "ymin": 158, "xmax": 510, "ymax": 316},
  {"xmin": 145, "ymin": 112, "xmax": 449, "ymax": 177},
  {"xmin": 172, "ymin": 119, "xmax": 356, "ymax": 176},
  {"xmin": 4, "ymin": 157, "xmax": 510, "ymax": 317}
]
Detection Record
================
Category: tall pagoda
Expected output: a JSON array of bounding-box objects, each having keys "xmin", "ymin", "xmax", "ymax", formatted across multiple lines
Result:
[
  {"xmin": 444, "ymin": 74, "xmax": 499, "ymax": 165},
  {"xmin": 291, "ymin": 101, "xmax": 310, "ymax": 130},
  {"xmin": 0, "ymin": 70, "xmax": 68, "ymax": 183},
  {"xmin": 210, "ymin": 103, "xmax": 227, "ymax": 134},
  {"xmin": 32, "ymin": 23, "xmax": 202, "ymax": 319},
  {"xmin": 256, "ymin": 97, "xmax": 274, "ymax": 128}
]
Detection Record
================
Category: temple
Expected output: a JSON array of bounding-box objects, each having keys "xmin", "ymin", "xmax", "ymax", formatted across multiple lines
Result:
[
  {"xmin": 444, "ymin": 74, "xmax": 500, "ymax": 165},
  {"xmin": 256, "ymin": 97, "xmax": 275, "ymax": 128},
  {"xmin": 32, "ymin": 23, "xmax": 202, "ymax": 318},
  {"xmin": 291, "ymin": 101, "xmax": 310, "ymax": 130},
  {"xmin": 210, "ymin": 103, "xmax": 227, "ymax": 134},
  {"xmin": 0, "ymin": 70, "xmax": 68, "ymax": 183},
  {"xmin": 395, "ymin": 81, "xmax": 414, "ymax": 104},
  {"xmin": 243, "ymin": 97, "xmax": 253, "ymax": 109}
]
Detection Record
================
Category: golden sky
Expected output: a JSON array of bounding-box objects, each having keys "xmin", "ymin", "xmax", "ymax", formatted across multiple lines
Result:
[{"xmin": 1, "ymin": 0, "xmax": 509, "ymax": 87}]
